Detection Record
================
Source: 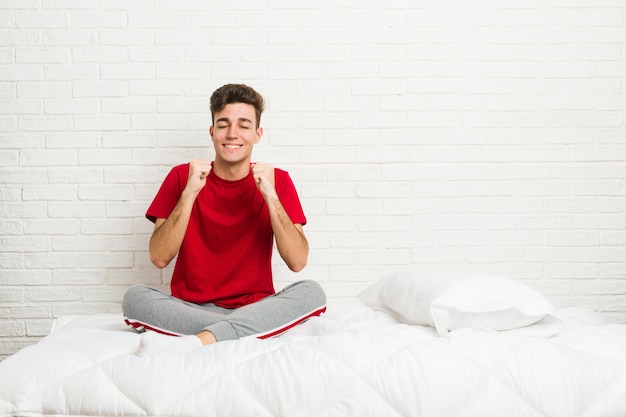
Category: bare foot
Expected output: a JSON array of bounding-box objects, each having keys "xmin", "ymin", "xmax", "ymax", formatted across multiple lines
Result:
[
  {"xmin": 137, "ymin": 331, "xmax": 203, "ymax": 356},
  {"xmin": 197, "ymin": 330, "xmax": 217, "ymax": 345}
]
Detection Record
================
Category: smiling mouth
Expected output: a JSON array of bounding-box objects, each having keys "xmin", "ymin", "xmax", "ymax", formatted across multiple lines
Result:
[{"xmin": 224, "ymin": 144, "xmax": 243, "ymax": 150}]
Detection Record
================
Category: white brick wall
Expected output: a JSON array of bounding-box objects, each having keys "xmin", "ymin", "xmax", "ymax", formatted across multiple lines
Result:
[{"xmin": 1, "ymin": 1, "xmax": 625, "ymax": 358}]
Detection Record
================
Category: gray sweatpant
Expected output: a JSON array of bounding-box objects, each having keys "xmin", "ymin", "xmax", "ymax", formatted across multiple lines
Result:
[{"xmin": 121, "ymin": 280, "xmax": 326, "ymax": 342}]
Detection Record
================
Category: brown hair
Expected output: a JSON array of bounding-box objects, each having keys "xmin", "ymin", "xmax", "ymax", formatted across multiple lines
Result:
[{"xmin": 210, "ymin": 84, "xmax": 265, "ymax": 128}]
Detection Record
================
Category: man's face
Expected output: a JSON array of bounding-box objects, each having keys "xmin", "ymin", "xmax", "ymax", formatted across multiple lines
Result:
[{"xmin": 209, "ymin": 102, "xmax": 263, "ymax": 165}]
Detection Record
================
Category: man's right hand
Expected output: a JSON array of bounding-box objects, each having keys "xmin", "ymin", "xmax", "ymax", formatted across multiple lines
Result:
[
  {"xmin": 186, "ymin": 159, "xmax": 213, "ymax": 195},
  {"xmin": 150, "ymin": 159, "xmax": 212, "ymax": 268}
]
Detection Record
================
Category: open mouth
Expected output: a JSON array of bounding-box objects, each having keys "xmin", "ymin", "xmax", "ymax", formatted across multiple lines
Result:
[{"xmin": 223, "ymin": 144, "xmax": 243, "ymax": 150}]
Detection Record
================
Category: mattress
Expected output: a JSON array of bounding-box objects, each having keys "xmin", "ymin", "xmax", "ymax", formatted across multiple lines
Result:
[{"xmin": 1, "ymin": 300, "xmax": 625, "ymax": 417}]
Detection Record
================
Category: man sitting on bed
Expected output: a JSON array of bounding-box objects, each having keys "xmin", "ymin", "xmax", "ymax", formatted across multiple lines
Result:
[{"xmin": 122, "ymin": 83, "xmax": 327, "ymax": 356}]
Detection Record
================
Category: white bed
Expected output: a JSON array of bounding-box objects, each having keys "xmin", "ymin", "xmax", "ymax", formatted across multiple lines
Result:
[{"xmin": 1, "ymin": 271, "xmax": 626, "ymax": 417}]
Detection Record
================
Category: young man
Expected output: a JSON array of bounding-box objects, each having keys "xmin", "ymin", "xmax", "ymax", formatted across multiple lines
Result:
[{"xmin": 122, "ymin": 84, "xmax": 326, "ymax": 355}]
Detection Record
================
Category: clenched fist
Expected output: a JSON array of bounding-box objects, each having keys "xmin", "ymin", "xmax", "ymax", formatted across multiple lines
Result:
[
  {"xmin": 186, "ymin": 159, "xmax": 213, "ymax": 195},
  {"xmin": 251, "ymin": 162, "xmax": 277, "ymax": 199}
]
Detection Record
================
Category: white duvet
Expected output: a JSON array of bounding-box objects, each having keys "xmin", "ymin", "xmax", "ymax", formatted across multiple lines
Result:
[{"xmin": 1, "ymin": 302, "xmax": 626, "ymax": 417}]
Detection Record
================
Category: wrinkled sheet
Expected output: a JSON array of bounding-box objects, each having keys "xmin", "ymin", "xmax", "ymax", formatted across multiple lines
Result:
[{"xmin": 1, "ymin": 302, "xmax": 625, "ymax": 417}]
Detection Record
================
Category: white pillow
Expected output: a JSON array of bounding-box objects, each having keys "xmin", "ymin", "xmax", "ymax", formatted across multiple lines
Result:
[{"xmin": 357, "ymin": 270, "xmax": 559, "ymax": 337}]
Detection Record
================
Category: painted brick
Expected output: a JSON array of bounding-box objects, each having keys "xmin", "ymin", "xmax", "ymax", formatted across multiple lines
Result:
[
  {"xmin": 101, "ymin": 0, "xmax": 152, "ymax": 10},
  {"xmin": 129, "ymin": 80, "xmax": 183, "ymax": 96},
  {"xmin": 0, "ymin": 256, "xmax": 25, "ymax": 271},
  {"xmin": 78, "ymin": 149, "xmax": 132, "ymax": 166},
  {"xmin": 99, "ymin": 30, "xmax": 153, "ymax": 47},
  {"xmin": 129, "ymin": 46, "xmax": 184, "ymax": 63},
  {"xmin": 0, "ymin": 305, "xmax": 51, "ymax": 320},
  {"xmin": 52, "ymin": 269, "xmax": 106, "ymax": 286},
  {"xmin": 15, "ymin": 11, "xmax": 67, "ymax": 28},
  {"xmin": 80, "ymin": 218, "xmax": 134, "ymax": 235},
  {"xmin": 0, "ymin": 64, "xmax": 41, "ymax": 81},
  {"xmin": 26, "ymin": 320, "xmax": 53, "ymax": 337},
  {"xmin": 73, "ymin": 81, "xmax": 127, "ymax": 97},
  {"xmin": 70, "ymin": 11, "xmax": 127, "ymax": 28},
  {"xmin": 24, "ymin": 219, "xmax": 80, "ymax": 235},
  {"xmin": 127, "ymin": 12, "xmax": 182, "ymax": 29},
  {"xmin": 0, "ymin": 322, "xmax": 25, "ymax": 338},
  {"xmin": 79, "ymin": 252, "xmax": 134, "ymax": 269},
  {"xmin": 16, "ymin": 47, "xmax": 70, "ymax": 64},
  {"xmin": 72, "ymin": 46, "xmax": 127, "ymax": 63},
  {"xmin": 43, "ymin": 29, "xmax": 98, "ymax": 46},
  {"xmin": 77, "ymin": 185, "xmax": 134, "ymax": 201},
  {"xmin": 24, "ymin": 287, "xmax": 81, "ymax": 303},
  {"xmin": 44, "ymin": 99, "xmax": 98, "ymax": 115},
  {"xmin": 44, "ymin": 64, "xmax": 98, "ymax": 81},
  {"xmin": 100, "ymin": 64, "xmax": 156, "ymax": 81}
]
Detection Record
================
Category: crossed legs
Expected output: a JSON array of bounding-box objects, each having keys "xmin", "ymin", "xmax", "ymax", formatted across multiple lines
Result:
[{"xmin": 122, "ymin": 280, "xmax": 326, "ymax": 355}]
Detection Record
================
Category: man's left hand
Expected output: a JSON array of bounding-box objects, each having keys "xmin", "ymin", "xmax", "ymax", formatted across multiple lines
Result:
[{"xmin": 251, "ymin": 162, "xmax": 277, "ymax": 199}]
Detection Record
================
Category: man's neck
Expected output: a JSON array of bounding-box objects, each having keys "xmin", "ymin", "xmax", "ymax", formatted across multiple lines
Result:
[{"xmin": 212, "ymin": 159, "xmax": 251, "ymax": 181}]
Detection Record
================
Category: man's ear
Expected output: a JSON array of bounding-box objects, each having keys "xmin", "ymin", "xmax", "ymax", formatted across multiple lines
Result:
[
  {"xmin": 209, "ymin": 125, "xmax": 214, "ymax": 137},
  {"xmin": 255, "ymin": 127, "xmax": 263, "ymax": 143}
]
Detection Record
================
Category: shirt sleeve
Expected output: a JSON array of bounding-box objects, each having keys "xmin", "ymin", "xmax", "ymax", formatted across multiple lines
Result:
[
  {"xmin": 146, "ymin": 164, "xmax": 188, "ymax": 223},
  {"xmin": 276, "ymin": 169, "xmax": 307, "ymax": 226}
]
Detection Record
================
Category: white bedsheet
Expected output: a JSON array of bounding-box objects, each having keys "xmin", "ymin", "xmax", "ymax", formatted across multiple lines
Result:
[{"xmin": 1, "ymin": 302, "xmax": 625, "ymax": 417}]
